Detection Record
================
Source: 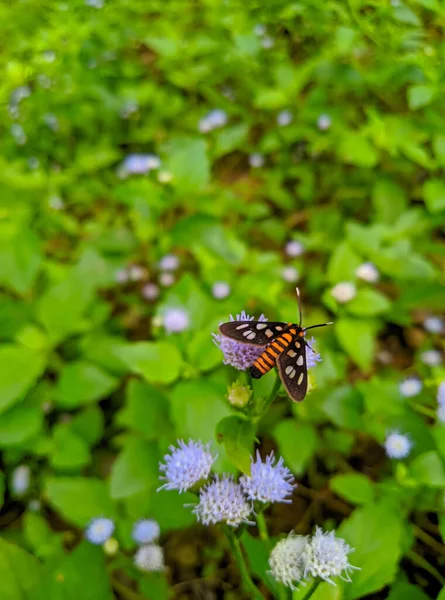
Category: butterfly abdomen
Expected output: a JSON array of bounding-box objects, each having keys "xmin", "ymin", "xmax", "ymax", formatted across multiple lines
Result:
[{"xmin": 250, "ymin": 327, "xmax": 298, "ymax": 378}]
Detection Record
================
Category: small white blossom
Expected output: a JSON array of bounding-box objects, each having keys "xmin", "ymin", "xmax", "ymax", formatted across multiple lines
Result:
[
  {"xmin": 85, "ymin": 517, "xmax": 115, "ymax": 545},
  {"xmin": 193, "ymin": 476, "xmax": 253, "ymax": 527},
  {"xmin": 142, "ymin": 283, "xmax": 159, "ymax": 300},
  {"xmin": 438, "ymin": 382, "xmax": 445, "ymax": 405},
  {"xmin": 420, "ymin": 350, "xmax": 442, "ymax": 367},
  {"xmin": 11, "ymin": 124, "xmax": 27, "ymax": 145},
  {"xmin": 158, "ymin": 254, "xmax": 179, "ymax": 271},
  {"xmin": 48, "ymin": 195, "xmax": 64, "ymax": 210},
  {"xmin": 85, "ymin": 0, "xmax": 104, "ymax": 8},
  {"xmin": 249, "ymin": 153, "xmax": 265, "ymax": 168},
  {"xmin": 437, "ymin": 403, "xmax": 445, "ymax": 423},
  {"xmin": 163, "ymin": 307, "xmax": 190, "ymax": 333},
  {"xmin": 115, "ymin": 268, "xmax": 129, "ymax": 284},
  {"xmin": 303, "ymin": 527, "xmax": 358, "ymax": 585},
  {"xmin": 198, "ymin": 109, "xmax": 228, "ymax": 133},
  {"xmin": 159, "ymin": 272, "xmax": 175, "ymax": 287},
  {"xmin": 277, "ymin": 110, "xmax": 293, "ymax": 127},
  {"xmin": 212, "ymin": 281, "xmax": 231, "ymax": 299},
  {"xmin": 281, "ymin": 266, "xmax": 300, "ymax": 283},
  {"xmin": 399, "ymin": 377, "xmax": 422, "ymax": 398},
  {"xmin": 285, "ymin": 240, "xmax": 304, "ymax": 257},
  {"xmin": 253, "ymin": 24, "xmax": 266, "ymax": 36},
  {"xmin": 132, "ymin": 519, "xmax": 160, "ymax": 545},
  {"xmin": 159, "ymin": 439, "xmax": 216, "ymax": 493},
  {"xmin": 120, "ymin": 153, "xmax": 161, "ymax": 176},
  {"xmin": 269, "ymin": 535, "xmax": 308, "ymax": 589},
  {"xmin": 11, "ymin": 465, "xmax": 31, "ymax": 496},
  {"xmin": 330, "ymin": 282, "xmax": 356, "ymax": 303},
  {"xmin": 261, "ymin": 36, "xmax": 275, "ymax": 49},
  {"xmin": 424, "ymin": 316, "xmax": 444, "ymax": 334},
  {"xmin": 355, "ymin": 262, "xmax": 379, "ymax": 283},
  {"xmin": 42, "ymin": 50, "xmax": 56, "ymax": 62},
  {"xmin": 317, "ymin": 114, "xmax": 332, "ymax": 131},
  {"xmin": 128, "ymin": 265, "xmax": 147, "ymax": 282},
  {"xmin": 134, "ymin": 545, "xmax": 164, "ymax": 572},
  {"xmin": 157, "ymin": 170, "xmax": 173, "ymax": 183},
  {"xmin": 384, "ymin": 430, "xmax": 413, "ymax": 459}
]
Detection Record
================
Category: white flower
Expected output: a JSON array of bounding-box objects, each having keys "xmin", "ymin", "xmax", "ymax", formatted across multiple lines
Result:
[
  {"xmin": 355, "ymin": 262, "xmax": 379, "ymax": 283},
  {"xmin": 277, "ymin": 110, "xmax": 293, "ymax": 127},
  {"xmin": 285, "ymin": 240, "xmax": 304, "ymax": 257},
  {"xmin": 303, "ymin": 527, "xmax": 358, "ymax": 585},
  {"xmin": 128, "ymin": 265, "xmax": 147, "ymax": 282},
  {"xmin": 269, "ymin": 535, "xmax": 308, "ymax": 589},
  {"xmin": 437, "ymin": 382, "xmax": 445, "ymax": 404},
  {"xmin": 142, "ymin": 283, "xmax": 159, "ymax": 300},
  {"xmin": 424, "ymin": 316, "xmax": 444, "ymax": 334},
  {"xmin": 420, "ymin": 350, "xmax": 441, "ymax": 367},
  {"xmin": 399, "ymin": 377, "xmax": 422, "ymax": 397},
  {"xmin": 193, "ymin": 476, "xmax": 253, "ymax": 527},
  {"xmin": 437, "ymin": 403, "xmax": 445, "ymax": 423},
  {"xmin": 384, "ymin": 430, "xmax": 413, "ymax": 459},
  {"xmin": 163, "ymin": 307, "xmax": 190, "ymax": 333},
  {"xmin": 11, "ymin": 465, "xmax": 31, "ymax": 496},
  {"xmin": 115, "ymin": 268, "xmax": 129, "ymax": 284},
  {"xmin": 159, "ymin": 272, "xmax": 175, "ymax": 287},
  {"xmin": 158, "ymin": 254, "xmax": 179, "ymax": 271},
  {"xmin": 330, "ymin": 282, "xmax": 356, "ymax": 303},
  {"xmin": 159, "ymin": 439, "xmax": 216, "ymax": 493},
  {"xmin": 212, "ymin": 281, "xmax": 231, "ymax": 299},
  {"xmin": 317, "ymin": 114, "xmax": 332, "ymax": 131},
  {"xmin": 85, "ymin": 517, "xmax": 115, "ymax": 545},
  {"xmin": 198, "ymin": 109, "xmax": 228, "ymax": 133},
  {"xmin": 261, "ymin": 36, "xmax": 275, "ymax": 49},
  {"xmin": 253, "ymin": 24, "xmax": 266, "ymax": 36},
  {"xmin": 134, "ymin": 545, "xmax": 164, "ymax": 572},
  {"xmin": 132, "ymin": 519, "xmax": 160, "ymax": 545},
  {"xmin": 48, "ymin": 195, "xmax": 64, "ymax": 210},
  {"xmin": 281, "ymin": 266, "xmax": 300, "ymax": 283},
  {"xmin": 249, "ymin": 153, "xmax": 265, "ymax": 168}
]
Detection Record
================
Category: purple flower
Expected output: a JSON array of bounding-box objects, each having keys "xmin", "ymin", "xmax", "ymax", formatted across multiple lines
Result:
[
  {"xmin": 158, "ymin": 440, "xmax": 216, "ymax": 493},
  {"xmin": 132, "ymin": 519, "xmax": 160, "ymax": 544},
  {"xmin": 193, "ymin": 476, "xmax": 253, "ymax": 527},
  {"xmin": 85, "ymin": 517, "xmax": 115, "ymax": 545},
  {"xmin": 212, "ymin": 310, "xmax": 267, "ymax": 370},
  {"xmin": 306, "ymin": 337, "xmax": 321, "ymax": 369},
  {"xmin": 240, "ymin": 451, "xmax": 295, "ymax": 503},
  {"xmin": 120, "ymin": 153, "xmax": 161, "ymax": 176},
  {"xmin": 163, "ymin": 307, "xmax": 190, "ymax": 333},
  {"xmin": 438, "ymin": 382, "xmax": 445, "ymax": 405}
]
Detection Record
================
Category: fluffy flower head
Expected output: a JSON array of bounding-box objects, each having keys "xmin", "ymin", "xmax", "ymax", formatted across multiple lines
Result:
[
  {"xmin": 317, "ymin": 114, "xmax": 332, "ymax": 131},
  {"xmin": 142, "ymin": 283, "xmax": 159, "ymax": 300},
  {"xmin": 399, "ymin": 377, "xmax": 422, "ymax": 398},
  {"xmin": 134, "ymin": 544, "xmax": 164, "ymax": 572},
  {"xmin": 277, "ymin": 110, "xmax": 293, "ymax": 127},
  {"xmin": 132, "ymin": 519, "xmax": 160, "ymax": 545},
  {"xmin": 303, "ymin": 527, "xmax": 357, "ymax": 585},
  {"xmin": 198, "ymin": 109, "xmax": 228, "ymax": 133},
  {"xmin": 437, "ymin": 381, "xmax": 445, "ymax": 405},
  {"xmin": 282, "ymin": 266, "xmax": 300, "ymax": 283},
  {"xmin": 269, "ymin": 535, "xmax": 308, "ymax": 589},
  {"xmin": 285, "ymin": 240, "xmax": 304, "ymax": 257},
  {"xmin": 11, "ymin": 465, "xmax": 31, "ymax": 496},
  {"xmin": 420, "ymin": 349, "xmax": 441, "ymax": 367},
  {"xmin": 120, "ymin": 153, "xmax": 161, "ymax": 175},
  {"xmin": 384, "ymin": 430, "xmax": 413, "ymax": 459},
  {"xmin": 330, "ymin": 282, "xmax": 356, "ymax": 303},
  {"xmin": 85, "ymin": 517, "xmax": 115, "ymax": 545},
  {"xmin": 212, "ymin": 310, "xmax": 267, "ymax": 370},
  {"xmin": 159, "ymin": 439, "xmax": 216, "ymax": 493},
  {"xmin": 249, "ymin": 153, "xmax": 265, "ymax": 168},
  {"xmin": 212, "ymin": 281, "xmax": 231, "ymax": 299},
  {"xmin": 306, "ymin": 336, "xmax": 322, "ymax": 369},
  {"xmin": 355, "ymin": 262, "xmax": 379, "ymax": 282},
  {"xmin": 193, "ymin": 476, "xmax": 253, "ymax": 527},
  {"xmin": 163, "ymin": 307, "xmax": 190, "ymax": 333},
  {"xmin": 158, "ymin": 254, "xmax": 179, "ymax": 271},
  {"xmin": 424, "ymin": 316, "xmax": 444, "ymax": 334},
  {"xmin": 240, "ymin": 451, "xmax": 295, "ymax": 503}
]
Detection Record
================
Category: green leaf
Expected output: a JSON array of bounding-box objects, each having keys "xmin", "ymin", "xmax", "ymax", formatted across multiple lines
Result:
[
  {"xmin": 109, "ymin": 437, "xmax": 159, "ymax": 499},
  {"xmin": 0, "ymin": 472, "xmax": 4, "ymax": 511},
  {"xmin": 330, "ymin": 473, "xmax": 375, "ymax": 505},
  {"xmin": 407, "ymin": 84, "xmax": 436, "ymax": 110},
  {"xmin": 215, "ymin": 415, "xmax": 255, "ymax": 474},
  {"xmin": 165, "ymin": 137, "xmax": 209, "ymax": 193},
  {"xmin": 214, "ymin": 124, "xmax": 249, "ymax": 157},
  {"xmin": 0, "ymin": 538, "xmax": 42, "ymax": 600},
  {"xmin": 50, "ymin": 423, "xmax": 91, "ymax": 471},
  {"xmin": 372, "ymin": 178, "xmax": 407, "ymax": 224},
  {"xmin": 336, "ymin": 318, "xmax": 376, "ymax": 372},
  {"xmin": 387, "ymin": 582, "xmax": 431, "ymax": 600},
  {"xmin": 322, "ymin": 384, "xmax": 363, "ymax": 430},
  {"xmin": 346, "ymin": 289, "xmax": 391, "ymax": 317},
  {"xmin": 410, "ymin": 451, "xmax": 445, "ymax": 487},
  {"xmin": 55, "ymin": 361, "xmax": 117, "ymax": 408},
  {"xmin": 0, "ymin": 345, "xmax": 46, "ymax": 414},
  {"xmin": 70, "ymin": 406, "xmax": 104, "ymax": 445},
  {"xmin": 327, "ymin": 241, "xmax": 361, "ymax": 283},
  {"xmin": 0, "ymin": 402, "xmax": 43, "ymax": 447},
  {"xmin": 273, "ymin": 420, "xmax": 318, "ymax": 476},
  {"xmin": 422, "ymin": 179, "xmax": 445, "ymax": 214},
  {"xmin": 340, "ymin": 501, "xmax": 403, "ymax": 599},
  {"xmin": 23, "ymin": 512, "xmax": 62, "ymax": 559},
  {"xmin": 439, "ymin": 587, "xmax": 445, "ymax": 600},
  {"xmin": 338, "ymin": 133, "xmax": 378, "ymax": 168},
  {"xmin": 45, "ymin": 477, "xmax": 116, "ymax": 526},
  {"xmin": 118, "ymin": 379, "xmax": 171, "ymax": 439},
  {"xmin": 115, "ymin": 341, "xmax": 182, "ymax": 385},
  {"xmin": 0, "ymin": 228, "xmax": 42, "ymax": 295}
]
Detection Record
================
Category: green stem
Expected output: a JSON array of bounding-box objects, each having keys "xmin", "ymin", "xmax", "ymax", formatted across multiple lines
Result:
[
  {"xmin": 407, "ymin": 550, "xmax": 445, "ymax": 586},
  {"xmin": 111, "ymin": 576, "xmax": 148, "ymax": 600},
  {"xmin": 262, "ymin": 372, "xmax": 281, "ymax": 415},
  {"xmin": 224, "ymin": 526, "xmax": 265, "ymax": 599},
  {"xmin": 300, "ymin": 579, "xmax": 320, "ymax": 600},
  {"xmin": 256, "ymin": 510, "xmax": 269, "ymax": 542}
]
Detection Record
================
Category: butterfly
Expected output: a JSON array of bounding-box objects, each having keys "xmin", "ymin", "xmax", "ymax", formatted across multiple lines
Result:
[{"xmin": 218, "ymin": 289, "xmax": 332, "ymax": 402}]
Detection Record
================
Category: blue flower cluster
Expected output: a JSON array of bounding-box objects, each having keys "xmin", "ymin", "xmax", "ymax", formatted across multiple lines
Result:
[{"xmin": 158, "ymin": 440, "xmax": 296, "ymax": 527}]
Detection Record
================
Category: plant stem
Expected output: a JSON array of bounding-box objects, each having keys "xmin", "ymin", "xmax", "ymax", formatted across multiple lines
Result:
[
  {"xmin": 224, "ymin": 526, "xmax": 265, "ymax": 599},
  {"xmin": 111, "ymin": 576, "xmax": 148, "ymax": 600},
  {"xmin": 262, "ymin": 372, "xmax": 282, "ymax": 415},
  {"xmin": 407, "ymin": 550, "xmax": 445, "ymax": 586},
  {"xmin": 300, "ymin": 579, "xmax": 320, "ymax": 600},
  {"xmin": 256, "ymin": 510, "xmax": 269, "ymax": 542}
]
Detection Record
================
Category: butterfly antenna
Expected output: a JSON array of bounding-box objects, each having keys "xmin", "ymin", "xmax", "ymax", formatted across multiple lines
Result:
[
  {"xmin": 295, "ymin": 287, "xmax": 303, "ymax": 327},
  {"xmin": 304, "ymin": 322, "xmax": 334, "ymax": 332}
]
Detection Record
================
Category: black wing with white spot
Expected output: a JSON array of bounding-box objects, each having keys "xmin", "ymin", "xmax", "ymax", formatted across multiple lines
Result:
[
  {"xmin": 218, "ymin": 321, "xmax": 288, "ymax": 346},
  {"xmin": 276, "ymin": 337, "xmax": 307, "ymax": 402}
]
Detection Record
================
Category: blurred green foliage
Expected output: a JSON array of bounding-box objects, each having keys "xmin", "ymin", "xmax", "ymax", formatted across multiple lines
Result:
[{"xmin": 1, "ymin": 0, "xmax": 445, "ymax": 598}]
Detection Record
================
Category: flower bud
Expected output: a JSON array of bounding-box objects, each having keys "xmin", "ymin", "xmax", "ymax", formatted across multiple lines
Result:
[{"xmin": 227, "ymin": 380, "xmax": 251, "ymax": 408}]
